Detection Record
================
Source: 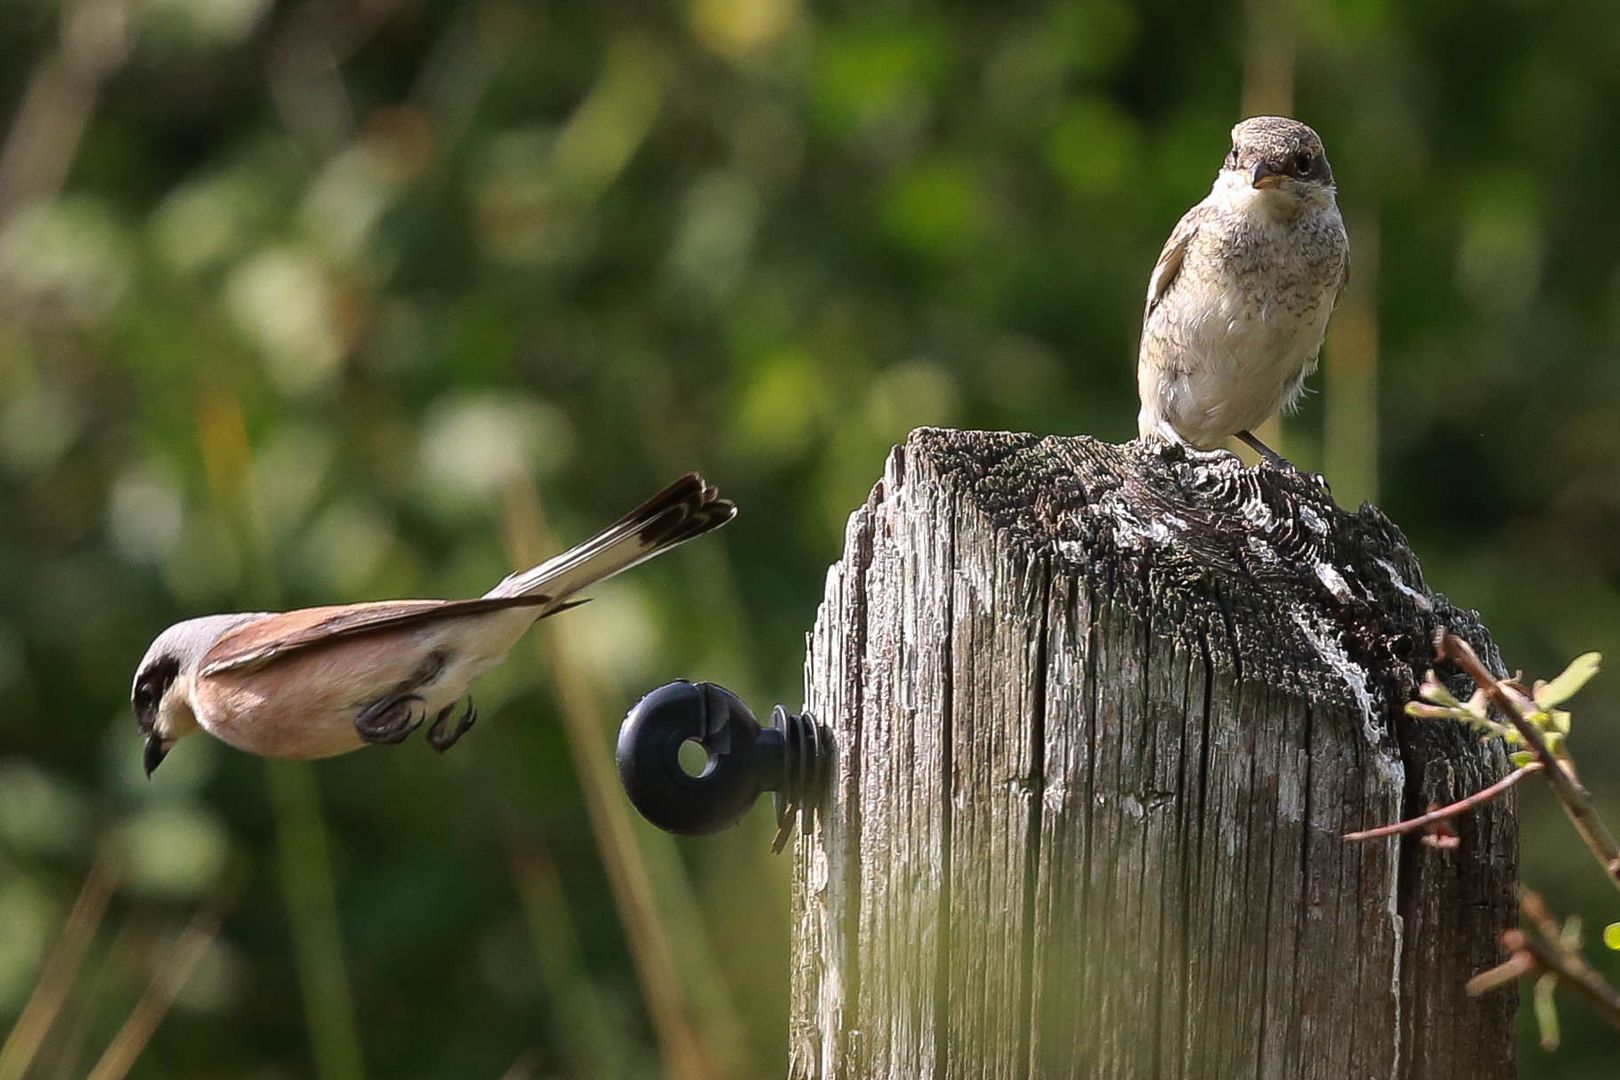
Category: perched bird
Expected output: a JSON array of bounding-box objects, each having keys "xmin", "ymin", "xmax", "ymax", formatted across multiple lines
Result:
[
  {"xmin": 1136, "ymin": 116, "xmax": 1350, "ymax": 464},
  {"xmin": 131, "ymin": 474, "xmax": 735, "ymax": 773}
]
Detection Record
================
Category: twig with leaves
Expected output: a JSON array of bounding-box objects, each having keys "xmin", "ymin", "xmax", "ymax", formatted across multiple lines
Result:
[
  {"xmin": 1467, "ymin": 891, "xmax": 1620, "ymax": 1050},
  {"xmin": 1346, "ymin": 629, "xmax": 1620, "ymax": 1047},
  {"xmin": 1434, "ymin": 634, "xmax": 1620, "ymax": 888}
]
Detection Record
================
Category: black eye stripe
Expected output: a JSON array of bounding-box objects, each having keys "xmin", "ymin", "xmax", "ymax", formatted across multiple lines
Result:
[{"xmin": 132, "ymin": 654, "xmax": 180, "ymax": 728}]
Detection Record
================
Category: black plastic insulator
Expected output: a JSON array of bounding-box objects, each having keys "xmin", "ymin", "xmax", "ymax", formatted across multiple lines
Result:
[{"xmin": 616, "ymin": 681, "xmax": 828, "ymax": 851}]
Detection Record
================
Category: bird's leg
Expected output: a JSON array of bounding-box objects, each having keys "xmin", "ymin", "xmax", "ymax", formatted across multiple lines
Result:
[
  {"xmin": 354, "ymin": 692, "xmax": 427, "ymax": 744},
  {"xmin": 428, "ymin": 697, "xmax": 478, "ymax": 753},
  {"xmin": 353, "ymin": 651, "xmax": 447, "ymax": 746},
  {"xmin": 1235, "ymin": 429, "xmax": 1333, "ymax": 492},
  {"xmin": 1235, "ymin": 429, "xmax": 1292, "ymax": 468}
]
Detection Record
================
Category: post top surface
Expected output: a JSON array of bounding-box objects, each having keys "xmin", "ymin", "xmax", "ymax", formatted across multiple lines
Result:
[{"xmin": 872, "ymin": 427, "xmax": 1497, "ymax": 724}]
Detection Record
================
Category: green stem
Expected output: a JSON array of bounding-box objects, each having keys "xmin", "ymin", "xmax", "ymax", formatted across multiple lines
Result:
[
  {"xmin": 196, "ymin": 392, "xmax": 367, "ymax": 1079},
  {"xmin": 267, "ymin": 761, "xmax": 367, "ymax": 1080}
]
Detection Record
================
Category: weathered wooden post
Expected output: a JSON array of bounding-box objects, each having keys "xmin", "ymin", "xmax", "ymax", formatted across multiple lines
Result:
[{"xmin": 787, "ymin": 428, "xmax": 1517, "ymax": 1079}]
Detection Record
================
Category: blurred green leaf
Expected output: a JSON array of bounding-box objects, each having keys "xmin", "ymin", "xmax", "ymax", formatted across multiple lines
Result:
[
  {"xmin": 811, "ymin": 19, "xmax": 950, "ymax": 139},
  {"xmin": 1046, "ymin": 98, "xmax": 1139, "ymax": 196},
  {"xmin": 1533, "ymin": 973, "xmax": 1560, "ymax": 1051},
  {"xmin": 141, "ymin": 0, "xmax": 269, "ymax": 49},
  {"xmin": 0, "ymin": 878, "xmax": 53, "ymax": 1012},
  {"xmin": 1418, "ymin": 673, "xmax": 1463, "ymax": 709},
  {"xmin": 0, "ymin": 762, "xmax": 90, "ymax": 856},
  {"xmin": 1053, "ymin": 0, "xmax": 1138, "ymax": 75},
  {"xmin": 114, "ymin": 806, "xmax": 229, "ymax": 900},
  {"xmin": 880, "ymin": 156, "xmax": 987, "ymax": 259},
  {"xmin": 0, "ymin": 196, "xmax": 132, "ymax": 322},
  {"xmin": 689, "ymin": 0, "xmax": 801, "ymax": 62},
  {"xmin": 1534, "ymin": 652, "xmax": 1601, "ymax": 708}
]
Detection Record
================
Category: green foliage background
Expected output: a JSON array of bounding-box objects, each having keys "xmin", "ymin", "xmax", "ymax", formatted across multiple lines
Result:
[{"xmin": 1, "ymin": 0, "xmax": 1617, "ymax": 1075}]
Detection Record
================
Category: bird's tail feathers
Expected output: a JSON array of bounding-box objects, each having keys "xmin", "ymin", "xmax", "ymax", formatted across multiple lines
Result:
[{"xmin": 484, "ymin": 473, "xmax": 736, "ymax": 604}]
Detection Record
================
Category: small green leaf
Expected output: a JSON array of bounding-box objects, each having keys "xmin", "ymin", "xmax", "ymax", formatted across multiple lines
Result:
[
  {"xmin": 1534, "ymin": 973, "xmax": 1560, "ymax": 1051},
  {"xmin": 1420, "ymin": 675, "xmax": 1462, "ymax": 709},
  {"xmin": 1406, "ymin": 702, "xmax": 1459, "ymax": 720},
  {"xmin": 1535, "ymin": 652, "xmax": 1602, "ymax": 708},
  {"xmin": 1603, "ymin": 922, "xmax": 1620, "ymax": 951},
  {"xmin": 1509, "ymin": 749, "xmax": 1536, "ymax": 768},
  {"xmin": 1543, "ymin": 731, "xmax": 1565, "ymax": 756},
  {"xmin": 1549, "ymin": 710, "xmax": 1572, "ymax": 735}
]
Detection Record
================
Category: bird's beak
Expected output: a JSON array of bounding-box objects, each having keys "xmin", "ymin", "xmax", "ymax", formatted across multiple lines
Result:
[
  {"xmin": 143, "ymin": 734, "xmax": 169, "ymax": 777},
  {"xmin": 1250, "ymin": 162, "xmax": 1285, "ymax": 189}
]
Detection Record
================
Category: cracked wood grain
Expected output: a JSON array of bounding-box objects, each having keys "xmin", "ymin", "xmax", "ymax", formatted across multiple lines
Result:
[{"xmin": 790, "ymin": 429, "xmax": 1517, "ymax": 1080}]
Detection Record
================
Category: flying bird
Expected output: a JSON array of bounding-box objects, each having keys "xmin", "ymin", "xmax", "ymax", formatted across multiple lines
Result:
[
  {"xmin": 131, "ymin": 473, "xmax": 735, "ymax": 773},
  {"xmin": 1136, "ymin": 116, "xmax": 1351, "ymax": 465}
]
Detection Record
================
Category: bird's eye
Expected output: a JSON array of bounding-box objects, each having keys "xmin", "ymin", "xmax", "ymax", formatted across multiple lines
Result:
[
  {"xmin": 133, "ymin": 655, "xmax": 177, "ymax": 720},
  {"xmin": 1293, "ymin": 151, "xmax": 1315, "ymax": 176},
  {"xmin": 1225, "ymin": 147, "xmax": 1238, "ymax": 167}
]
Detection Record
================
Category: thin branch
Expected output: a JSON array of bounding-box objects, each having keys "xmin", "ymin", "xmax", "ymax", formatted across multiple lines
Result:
[
  {"xmin": 0, "ymin": 851, "xmax": 120, "ymax": 1080},
  {"xmin": 1465, "ymin": 948, "xmax": 1538, "ymax": 996},
  {"xmin": 1437, "ymin": 631, "xmax": 1620, "ymax": 891},
  {"xmin": 84, "ymin": 901, "xmax": 227, "ymax": 1080},
  {"xmin": 1344, "ymin": 762, "xmax": 1542, "ymax": 841},
  {"xmin": 507, "ymin": 840, "xmax": 631, "ymax": 1080},
  {"xmin": 0, "ymin": 0, "xmax": 133, "ymax": 226}
]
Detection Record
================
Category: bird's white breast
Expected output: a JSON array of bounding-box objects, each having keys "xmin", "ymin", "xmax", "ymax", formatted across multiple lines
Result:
[{"xmin": 1140, "ymin": 178, "xmax": 1345, "ymax": 448}]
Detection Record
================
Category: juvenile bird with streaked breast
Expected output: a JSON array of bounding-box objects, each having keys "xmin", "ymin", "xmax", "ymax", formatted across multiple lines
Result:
[
  {"xmin": 1136, "ymin": 116, "xmax": 1350, "ymax": 464},
  {"xmin": 130, "ymin": 474, "xmax": 735, "ymax": 774}
]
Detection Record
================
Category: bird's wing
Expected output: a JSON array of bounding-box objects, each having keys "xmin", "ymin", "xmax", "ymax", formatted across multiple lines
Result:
[
  {"xmin": 1333, "ymin": 233, "xmax": 1351, "ymax": 311},
  {"xmin": 1142, "ymin": 203, "xmax": 1217, "ymax": 331},
  {"xmin": 199, "ymin": 595, "xmax": 575, "ymax": 677},
  {"xmin": 199, "ymin": 472, "xmax": 734, "ymax": 678}
]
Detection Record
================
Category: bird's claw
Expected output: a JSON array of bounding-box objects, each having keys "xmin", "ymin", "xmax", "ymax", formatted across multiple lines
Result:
[
  {"xmin": 1145, "ymin": 430, "xmax": 1232, "ymax": 467},
  {"xmin": 1254, "ymin": 454, "xmax": 1333, "ymax": 496},
  {"xmin": 428, "ymin": 698, "xmax": 477, "ymax": 753},
  {"xmin": 355, "ymin": 693, "xmax": 427, "ymax": 744}
]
